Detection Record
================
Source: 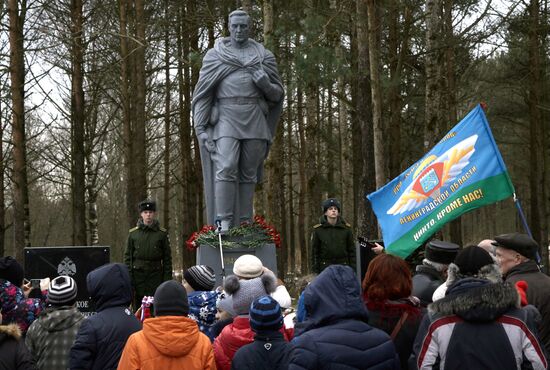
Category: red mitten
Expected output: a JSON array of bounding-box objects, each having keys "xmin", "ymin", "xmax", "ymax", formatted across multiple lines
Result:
[{"xmin": 515, "ymin": 281, "xmax": 528, "ymax": 306}]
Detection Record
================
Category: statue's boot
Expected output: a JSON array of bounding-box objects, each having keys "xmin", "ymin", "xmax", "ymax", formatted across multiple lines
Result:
[
  {"xmin": 215, "ymin": 181, "xmax": 235, "ymax": 233},
  {"xmin": 239, "ymin": 182, "xmax": 256, "ymax": 225}
]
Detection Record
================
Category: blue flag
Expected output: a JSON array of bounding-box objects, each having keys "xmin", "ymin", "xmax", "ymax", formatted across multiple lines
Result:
[{"xmin": 367, "ymin": 105, "xmax": 514, "ymax": 258}]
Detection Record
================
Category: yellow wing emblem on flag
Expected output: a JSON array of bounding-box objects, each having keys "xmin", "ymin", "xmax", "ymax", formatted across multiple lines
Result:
[{"xmin": 387, "ymin": 135, "xmax": 478, "ymax": 215}]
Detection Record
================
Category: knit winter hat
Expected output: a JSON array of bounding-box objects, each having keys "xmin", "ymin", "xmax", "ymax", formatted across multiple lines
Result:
[
  {"xmin": 249, "ymin": 295, "xmax": 283, "ymax": 332},
  {"xmin": 184, "ymin": 265, "xmax": 216, "ymax": 291},
  {"xmin": 48, "ymin": 276, "xmax": 78, "ymax": 306},
  {"xmin": 233, "ymin": 254, "xmax": 263, "ymax": 279},
  {"xmin": 322, "ymin": 198, "xmax": 341, "ymax": 213},
  {"xmin": 454, "ymin": 246, "xmax": 494, "ymax": 275},
  {"xmin": 224, "ymin": 272, "xmax": 277, "ymax": 315},
  {"xmin": 154, "ymin": 280, "xmax": 189, "ymax": 316},
  {"xmin": 217, "ymin": 291, "xmax": 236, "ymax": 318},
  {"xmin": 0, "ymin": 256, "xmax": 25, "ymax": 287}
]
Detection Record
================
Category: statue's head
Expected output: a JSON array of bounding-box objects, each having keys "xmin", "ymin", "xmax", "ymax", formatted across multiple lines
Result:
[{"xmin": 228, "ymin": 10, "xmax": 250, "ymax": 46}]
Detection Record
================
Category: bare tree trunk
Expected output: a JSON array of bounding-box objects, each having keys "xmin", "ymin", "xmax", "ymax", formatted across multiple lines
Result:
[
  {"xmin": 297, "ymin": 85, "xmax": 308, "ymax": 274},
  {"xmin": 350, "ymin": 23, "xmax": 361, "ymax": 232},
  {"xmin": 356, "ymin": 0, "xmax": 377, "ymax": 239},
  {"xmin": 336, "ymin": 45, "xmax": 349, "ymax": 212},
  {"xmin": 262, "ymin": 0, "xmax": 287, "ymax": 275},
  {"xmin": 326, "ymin": 88, "xmax": 335, "ymax": 194},
  {"xmin": 8, "ymin": 0, "xmax": 31, "ymax": 258},
  {"xmin": 179, "ymin": 0, "xmax": 200, "ymax": 269},
  {"xmin": 285, "ymin": 59, "xmax": 296, "ymax": 274},
  {"xmin": 189, "ymin": 1, "xmax": 201, "ymax": 232},
  {"xmin": 178, "ymin": 1, "xmax": 192, "ymax": 263},
  {"xmin": 163, "ymin": 1, "xmax": 171, "ymax": 231},
  {"xmin": 306, "ymin": 83, "xmax": 319, "ymax": 272},
  {"xmin": 366, "ymin": 0, "xmax": 386, "ymax": 189},
  {"xmin": 0, "ymin": 0, "xmax": 4, "ymax": 255},
  {"xmin": 528, "ymin": 0, "xmax": 547, "ymax": 265},
  {"xmin": 121, "ymin": 0, "xmax": 147, "ymax": 227},
  {"xmin": 0, "ymin": 94, "xmax": 5, "ymax": 255},
  {"xmin": 119, "ymin": 0, "xmax": 134, "ymax": 226},
  {"xmin": 133, "ymin": 0, "xmax": 147, "ymax": 213},
  {"xmin": 388, "ymin": 2, "xmax": 411, "ymax": 178},
  {"xmin": 263, "ymin": 0, "xmax": 273, "ymax": 48},
  {"xmin": 86, "ymin": 103, "xmax": 99, "ymax": 245},
  {"xmin": 71, "ymin": 0, "xmax": 87, "ymax": 245},
  {"xmin": 443, "ymin": 0, "xmax": 462, "ymax": 246},
  {"xmin": 424, "ymin": 0, "xmax": 443, "ymax": 150}
]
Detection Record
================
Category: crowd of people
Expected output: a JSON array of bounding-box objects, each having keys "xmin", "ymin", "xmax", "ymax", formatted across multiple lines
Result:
[{"xmin": 1, "ymin": 230, "xmax": 549, "ymax": 369}]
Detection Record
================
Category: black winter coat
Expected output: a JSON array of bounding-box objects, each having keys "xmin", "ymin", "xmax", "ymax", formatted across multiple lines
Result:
[
  {"xmin": 231, "ymin": 331, "xmax": 290, "ymax": 370},
  {"xmin": 69, "ymin": 263, "xmax": 142, "ymax": 370},
  {"xmin": 411, "ymin": 265, "xmax": 444, "ymax": 307},
  {"xmin": 289, "ymin": 265, "xmax": 399, "ymax": 370},
  {"xmin": 505, "ymin": 260, "xmax": 550, "ymax": 356},
  {"xmin": 0, "ymin": 324, "xmax": 35, "ymax": 370}
]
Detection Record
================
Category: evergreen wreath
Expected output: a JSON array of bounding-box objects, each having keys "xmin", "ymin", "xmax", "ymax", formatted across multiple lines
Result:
[{"xmin": 186, "ymin": 215, "xmax": 281, "ymax": 250}]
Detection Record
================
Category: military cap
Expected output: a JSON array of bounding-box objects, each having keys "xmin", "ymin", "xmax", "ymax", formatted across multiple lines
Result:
[
  {"xmin": 138, "ymin": 199, "xmax": 156, "ymax": 212},
  {"xmin": 425, "ymin": 240, "xmax": 460, "ymax": 264},
  {"xmin": 492, "ymin": 233, "xmax": 538, "ymax": 260},
  {"xmin": 322, "ymin": 198, "xmax": 341, "ymax": 213}
]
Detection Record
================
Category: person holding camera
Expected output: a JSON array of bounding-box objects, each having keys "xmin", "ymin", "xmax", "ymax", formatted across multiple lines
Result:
[{"xmin": 0, "ymin": 256, "xmax": 44, "ymax": 335}]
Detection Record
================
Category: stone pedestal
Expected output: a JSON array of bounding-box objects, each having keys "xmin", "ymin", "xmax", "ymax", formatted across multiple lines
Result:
[{"xmin": 197, "ymin": 242, "xmax": 277, "ymax": 288}]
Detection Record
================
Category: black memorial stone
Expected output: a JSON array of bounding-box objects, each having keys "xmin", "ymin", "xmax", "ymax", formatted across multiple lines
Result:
[{"xmin": 24, "ymin": 246, "xmax": 110, "ymax": 315}]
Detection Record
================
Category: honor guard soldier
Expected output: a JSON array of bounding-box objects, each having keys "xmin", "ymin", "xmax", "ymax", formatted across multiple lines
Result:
[
  {"xmin": 124, "ymin": 200, "xmax": 172, "ymax": 309},
  {"xmin": 311, "ymin": 198, "xmax": 355, "ymax": 273}
]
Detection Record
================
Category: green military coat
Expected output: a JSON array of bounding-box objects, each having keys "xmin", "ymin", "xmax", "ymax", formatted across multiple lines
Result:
[
  {"xmin": 124, "ymin": 219, "xmax": 172, "ymax": 308},
  {"xmin": 311, "ymin": 216, "xmax": 356, "ymax": 273}
]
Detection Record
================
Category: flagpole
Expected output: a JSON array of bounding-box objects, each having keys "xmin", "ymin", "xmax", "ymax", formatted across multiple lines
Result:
[{"xmin": 513, "ymin": 193, "xmax": 542, "ymax": 265}]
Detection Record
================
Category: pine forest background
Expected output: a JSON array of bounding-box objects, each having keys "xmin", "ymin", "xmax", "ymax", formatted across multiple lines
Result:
[{"xmin": 0, "ymin": 0, "xmax": 549, "ymax": 281}]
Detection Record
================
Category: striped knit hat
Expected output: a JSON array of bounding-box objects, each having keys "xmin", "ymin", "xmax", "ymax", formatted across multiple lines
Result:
[
  {"xmin": 48, "ymin": 276, "xmax": 78, "ymax": 306},
  {"xmin": 249, "ymin": 295, "xmax": 283, "ymax": 332},
  {"xmin": 184, "ymin": 265, "xmax": 216, "ymax": 291}
]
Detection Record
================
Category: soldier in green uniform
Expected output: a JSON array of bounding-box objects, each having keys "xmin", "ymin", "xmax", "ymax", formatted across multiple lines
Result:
[
  {"xmin": 124, "ymin": 200, "xmax": 172, "ymax": 309},
  {"xmin": 311, "ymin": 198, "xmax": 356, "ymax": 273}
]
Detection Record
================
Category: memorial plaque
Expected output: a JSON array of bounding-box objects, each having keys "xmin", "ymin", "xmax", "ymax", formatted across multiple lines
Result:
[
  {"xmin": 197, "ymin": 243, "xmax": 277, "ymax": 288},
  {"xmin": 24, "ymin": 246, "xmax": 110, "ymax": 315}
]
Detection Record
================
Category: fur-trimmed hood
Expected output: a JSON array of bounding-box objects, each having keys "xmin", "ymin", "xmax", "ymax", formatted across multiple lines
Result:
[
  {"xmin": 432, "ymin": 262, "xmax": 502, "ymax": 302},
  {"xmin": 429, "ymin": 278, "xmax": 519, "ymax": 322},
  {"xmin": 0, "ymin": 324, "xmax": 22, "ymax": 342},
  {"xmin": 446, "ymin": 262, "xmax": 502, "ymax": 285}
]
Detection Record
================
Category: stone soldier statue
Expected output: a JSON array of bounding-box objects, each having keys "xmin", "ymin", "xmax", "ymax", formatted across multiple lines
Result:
[
  {"xmin": 192, "ymin": 9, "xmax": 284, "ymax": 232},
  {"xmin": 123, "ymin": 200, "xmax": 172, "ymax": 309}
]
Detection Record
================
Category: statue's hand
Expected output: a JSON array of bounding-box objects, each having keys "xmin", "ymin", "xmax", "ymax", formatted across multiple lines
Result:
[
  {"xmin": 199, "ymin": 132, "xmax": 216, "ymax": 153},
  {"xmin": 252, "ymin": 69, "xmax": 272, "ymax": 93}
]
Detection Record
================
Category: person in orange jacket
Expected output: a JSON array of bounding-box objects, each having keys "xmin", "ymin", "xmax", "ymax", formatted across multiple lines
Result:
[{"xmin": 117, "ymin": 280, "xmax": 216, "ymax": 370}]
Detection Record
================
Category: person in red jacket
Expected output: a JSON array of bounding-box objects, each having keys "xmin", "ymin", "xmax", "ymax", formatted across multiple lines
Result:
[
  {"xmin": 118, "ymin": 280, "xmax": 216, "ymax": 370},
  {"xmin": 213, "ymin": 271, "xmax": 278, "ymax": 370}
]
